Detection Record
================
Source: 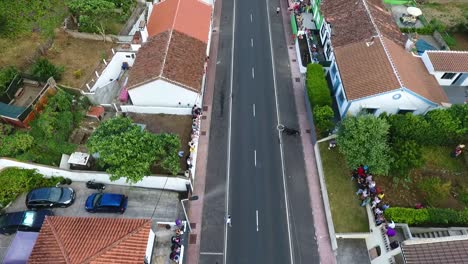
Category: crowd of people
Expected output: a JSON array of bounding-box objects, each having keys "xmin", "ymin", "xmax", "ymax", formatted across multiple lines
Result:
[
  {"xmin": 169, "ymin": 219, "xmax": 186, "ymax": 262},
  {"xmin": 182, "ymin": 105, "xmax": 202, "ymax": 177},
  {"xmin": 352, "ymin": 165, "xmax": 397, "ymax": 237}
]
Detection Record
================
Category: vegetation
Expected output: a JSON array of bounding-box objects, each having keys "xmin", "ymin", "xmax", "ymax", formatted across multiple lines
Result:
[
  {"xmin": 385, "ymin": 207, "xmax": 468, "ymax": 227},
  {"xmin": 0, "ymin": 0, "xmax": 67, "ymax": 38},
  {"xmin": 419, "ymin": 177, "xmax": 452, "ymax": 207},
  {"xmin": 306, "ymin": 64, "xmax": 332, "ymax": 109},
  {"xmin": 336, "ymin": 114, "xmax": 392, "ymax": 175},
  {"xmin": 66, "ymin": 0, "xmax": 135, "ymax": 34},
  {"xmin": 31, "ymin": 58, "xmax": 64, "ymax": 82},
  {"xmin": 0, "ymin": 168, "xmax": 62, "ymax": 209},
  {"xmin": 0, "ymin": 89, "xmax": 86, "ymax": 165},
  {"xmin": 319, "ymin": 143, "xmax": 369, "ymax": 233},
  {"xmin": 313, "ymin": 105, "xmax": 334, "ymax": 137},
  {"xmin": 87, "ymin": 117, "xmax": 181, "ymax": 183},
  {"xmin": 0, "ymin": 67, "xmax": 18, "ymax": 95},
  {"xmin": 389, "ymin": 140, "xmax": 424, "ymax": 177}
]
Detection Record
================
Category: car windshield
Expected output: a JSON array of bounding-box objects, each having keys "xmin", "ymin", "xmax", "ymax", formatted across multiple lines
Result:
[
  {"xmin": 49, "ymin": 188, "xmax": 62, "ymax": 202},
  {"xmin": 22, "ymin": 211, "xmax": 35, "ymax": 226},
  {"xmin": 93, "ymin": 193, "xmax": 103, "ymax": 207}
]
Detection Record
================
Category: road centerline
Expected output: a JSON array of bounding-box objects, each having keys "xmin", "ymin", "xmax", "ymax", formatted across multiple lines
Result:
[
  {"xmin": 253, "ymin": 104, "xmax": 256, "ymax": 117},
  {"xmin": 252, "ymin": 67, "xmax": 255, "ymax": 79},
  {"xmin": 251, "ymin": 38, "xmax": 254, "ymax": 47},
  {"xmin": 254, "ymin": 150, "xmax": 257, "ymax": 167},
  {"xmin": 250, "ymin": 13, "xmax": 253, "ymax": 22},
  {"xmin": 256, "ymin": 210, "xmax": 259, "ymax": 232}
]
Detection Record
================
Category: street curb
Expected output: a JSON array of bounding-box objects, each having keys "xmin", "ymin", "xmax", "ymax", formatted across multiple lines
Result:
[{"xmin": 316, "ymin": 135, "xmax": 338, "ymax": 252}]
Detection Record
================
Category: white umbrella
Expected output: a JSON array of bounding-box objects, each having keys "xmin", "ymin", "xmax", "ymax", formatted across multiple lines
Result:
[{"xmin": 407, "ymin": 7, "xmax": 422, "ymax": 17}]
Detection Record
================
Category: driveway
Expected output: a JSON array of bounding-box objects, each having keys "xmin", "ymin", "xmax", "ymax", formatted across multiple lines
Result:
[{"xmin": 0, "ymin": 182, "xmax": 183, "ymax": 262}]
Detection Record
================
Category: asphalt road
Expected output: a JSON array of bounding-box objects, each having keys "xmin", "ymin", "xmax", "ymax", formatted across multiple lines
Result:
[{"xmin": 199, "ymin": 0, "xmax": 320, "ymax": 262}]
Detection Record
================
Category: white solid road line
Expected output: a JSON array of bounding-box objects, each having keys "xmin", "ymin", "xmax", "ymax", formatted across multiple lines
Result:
[
  {"xmin": 251, "ymin": 38, "xmax": 254, "ymax": 47},
  {"xmin": 252, "ymin": 67, "xmax": 255, "ymax": 79},
  {"xmin": 224, "ymin": 0, "xmax": 236, "ymax": 261},
  {"xmin": 200, "ymin": 252, "xmax": 224, "ymax": 256},
  {"xmin": 256, "ymin": 210, "xmax": 259, "ymax": 232},
  {"xmin": 265, "ymin": 1, "xmax": 295, "ymax": 263},
  {"xmin": 250, "ymin": 13, "xmax": 253, "ymax": 22},
  {"xmin": 254, "ymin": 150, "xmax": 257, "ymax": 167},
  {"xmin": 253, "ymin": 104, "xmax": 256, "ymax": 117}
]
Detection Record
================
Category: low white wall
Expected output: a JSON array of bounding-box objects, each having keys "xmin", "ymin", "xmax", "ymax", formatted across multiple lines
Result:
[
  {"xmin": 0, "ymin": 158, "xmax": 189, "ymax": 192},
  {"xmin": 121, "ymin": 105, "xmax": 192, "ymax": 115}
]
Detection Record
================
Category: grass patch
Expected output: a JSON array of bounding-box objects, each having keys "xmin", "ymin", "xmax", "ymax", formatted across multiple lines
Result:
[
  {"xmin": 421, "ymin": 146, "xmax": 466, "ymax": 173},
  {"xmin": 319, "ymin": 143, "xmax": 369, "ymax": 233}
]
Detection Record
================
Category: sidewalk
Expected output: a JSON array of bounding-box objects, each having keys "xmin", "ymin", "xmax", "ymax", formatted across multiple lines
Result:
[
  {"xmin": 185, "ymin": 0, "xmax": 223, "ymax": 262},
  {"xmin": 278, "ymin": 0, "xmax": 337, "ymax": 263}
]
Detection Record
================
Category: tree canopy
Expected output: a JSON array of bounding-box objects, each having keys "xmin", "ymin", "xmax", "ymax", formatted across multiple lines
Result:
[
  {"xmin": 336, "ymin": 114, "xmax": 392, "ymax": 175},
  {"xmin": 87, "ymin": 117, "xmax": 181, "ymax": 183}
]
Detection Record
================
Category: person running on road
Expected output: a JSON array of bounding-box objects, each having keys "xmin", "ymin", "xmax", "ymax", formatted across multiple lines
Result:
[{"xmin": 226, "ymin": 215, "xmax": 232, "ymax": 227}]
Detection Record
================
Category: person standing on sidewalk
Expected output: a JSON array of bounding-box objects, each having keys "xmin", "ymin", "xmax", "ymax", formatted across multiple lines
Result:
[
  {"xmin": 226, "ymin": 215, "xmax": 232, "ymax": 227},
  {"xmin": 276, "ymin": 6, "xmax": 280, "ymax": 14}
]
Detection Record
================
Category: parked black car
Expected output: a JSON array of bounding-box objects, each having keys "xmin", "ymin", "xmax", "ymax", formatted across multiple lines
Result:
[
  {"xmin": 0, "ymin": 210, "xmax": 53, "ymax": 235},
  {"xmin": 26, "ymin": 187, "xmax": 76, "ymax": 209},
  {"xmin": 85, "ymin": 193, "xmax": 128, "ymax": 213}
]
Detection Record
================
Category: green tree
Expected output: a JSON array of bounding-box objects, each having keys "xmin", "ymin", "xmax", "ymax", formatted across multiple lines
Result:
[
  {"xmin": 0, "ymin": 66, "xmax": 18, "ymax": 94},
  {"xmin": 313, "ymin": 105, "xmax": 334, "ymax": 136},
  {"xmin": 425, "ymin": 109, "xmax": 462, "ymax": 145},
  {"xmin": 390, "ymin": 140, "xmax": 424, "ymax": 177},
  {"xmin": 0, "ymin": 133, "xmax": 34, "ymax": 156},
  {"xmin": 336, "ymin": 114, "xmax": 392, "ymax": 175},
  {"xmin": 87, "ymin": 117, "xmax": 181, "ymax": 183},
  {"xmin": 67, "ymin": 0, "xmax": 115, "ymax": 33},
  {"xmin": 387, "ymin": 113, "xmax": 430, "ymax": 144},
  {"xmin": 31, "ymin": 58, "xmax": 64, "ymax": 82}
]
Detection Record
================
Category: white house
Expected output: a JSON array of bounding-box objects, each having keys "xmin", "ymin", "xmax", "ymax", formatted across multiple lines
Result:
[
  {"xmin": 321, "ymin": 0, "xmax": 449, "ymax": 117},
  {"xmin": 421, "ymin": 50, "xmax": 468, "ymax": 86},
  {"xmin": 123, "ymin": 0, "xmax": 212, "ymax": 114}
]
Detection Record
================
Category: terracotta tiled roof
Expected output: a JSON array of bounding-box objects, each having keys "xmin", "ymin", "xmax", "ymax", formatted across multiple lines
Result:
[
  {"xmin": 385, "ymin": 37, "xmax": 448, "ymax": 104},
  {"xmin": 126, "ymin": 30, "xmax": 206, "ymax": 93},
  {"xmin": 401, "ymin": 237, "xmax": 468, "ymax": 264},
  {"xmin": 321, "ymin": 0, "xmax": 375, "ymax": 47},
  {"xmin": 334, "ymin": 39, "xmax": 400, "ymax": 101},
  {"xmin": 321, "ymin": 0, "xmax": 405, "ymax": 47},
  {"xmin": 426, "ymin": 51, "xmax": 468, "ymax": 72},
  {"xmin": 147, "ymin": 0, "xmax": 211, "ymax": 43},
  {"xmin": 28, "ymin": 216, "xmax": 151, "ymax": 264}
]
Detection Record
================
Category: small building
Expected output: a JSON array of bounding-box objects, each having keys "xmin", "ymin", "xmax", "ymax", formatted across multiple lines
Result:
[
  {"xmin": 401, "ymin": 235, "xmax": 468, "ymax": 263},
  {"xmin": 28, "ymin": 216, "xmax": 155, "ymax": 264},
  {"xmin": 321, "ymin": 0, "xmax": 449, "ymax": 117},
  {"xmin": 421, "ymin": 50, "xmax": 468, "ymax": 86},
  {"xmin": 68, "ymin": 152, "xmax": 94, "ymax": 170},
  {"xmin": 122, "ymin": 0, "xmax": 212, "ymax": 115},
  {"xmin": 0, "ymin": 76, "xmax": 57, "ymax": 128}
]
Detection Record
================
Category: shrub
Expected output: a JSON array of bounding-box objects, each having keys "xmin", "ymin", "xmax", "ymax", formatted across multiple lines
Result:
[
  {"xmin": 0, "ymin": 168, "xmax": 59, "ymax": 208},
  {"xmin": 73, "ymin": 69, "xmax": 82, "ymax": 79},
  {"xmin": 419, "ymin": 177, "xmax": 451, "ymax": 207},
  {"xmin": 425, "ymin": 109, "xmax": 462, "ymax": 145},
  {"xmin": 336, "ymin": 114, "xmax": 392, "ymax": 175},
  {"xmin": 0, "ymin": 66, "xmax": 18, "ymax": 94},
  {"xmin": 313, "ymin": 105, "xmax": 334, "ymax": 136},
  {"xmin": 442, "ymin": 33, "xmax": 457, "ymax": 49},
  {"xmin": 390, "ymin": 140, "xmax": 424, "ymax": 177},
  {"xmin": 384, "ymin": 207, "xmax": 468, "ymax": 227},
  {"xmin": 306, "ymin": 64, "xmax": 332, "ymax": 109},
  {"xmin": 387, "ymin": 113, "xmax": 430, "ymax": 144},
  {"xmin": 31, "ymin": 58, "xmax": 64, "ymax": 82}
]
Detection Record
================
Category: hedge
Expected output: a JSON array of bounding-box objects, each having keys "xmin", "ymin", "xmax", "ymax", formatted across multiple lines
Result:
[
  {"xmin": 384, "ymin": 207, "xmax": 468, "ymax": 227},
  {"xmin": 306, "ymin": 63, "xmax": 332, "ymax": 109},
  {"xmin": 0, "ymin": 168, "xmax": 62, "ymax": 209}
]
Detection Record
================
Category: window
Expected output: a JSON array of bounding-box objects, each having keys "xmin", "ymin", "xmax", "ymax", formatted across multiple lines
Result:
[
  {"xmin": 397, "ymin": 109, "xmax": 415, "ymax": 115},
  {"xmin": 363, "ymin": 108, "xmax": 378, "ymax": 115},
  {"xmin": 333, "ymin": 77, "xmax": 341, "ymax": 93},
  {"xmin": 326, "ymin": 42, "xmax": 332, "ymax": 60},
  {"xmin": 441, "ymin": 73, "xmax": 457, "ymax": 79},
  {"xmin": 337, "ymin": 91, "xmax": 345, "ymax": 106},
  {"xmin": 330, "ymin": 64, "xmax": 337, "ymax": 79}
]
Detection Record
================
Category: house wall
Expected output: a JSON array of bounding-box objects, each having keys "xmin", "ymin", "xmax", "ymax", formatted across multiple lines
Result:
[
  {"xmin": 432, "ymin": 72, "xmax": 468, "ymax": 86},
  {"xmin": 345, "ymin": 89, "xmax": 437, "ymax": 116},
  {"xmin": 121, "ymin": 105, "xmax": 192, "ymax": 115},
  {"xmin": 128, "ymin": 79, "xmax": 201, "ymax": 107},
  {"xmin": 146, "ymin": 229, "xmax": 155, "ymax": 264},
  {"xmin": 0, "ymin": 116, "xmax": 26, "ymax": 128},
  {"xmin": 23, "ymin": 84, "xmax": 57, "ymax": 126},
  {"xmin": 90, "ymin": 52, "xmax": 136, "ymax": 92}
]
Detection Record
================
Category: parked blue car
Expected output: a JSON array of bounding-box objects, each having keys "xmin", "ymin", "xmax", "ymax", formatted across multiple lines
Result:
[
  {"xmin": 0, "ymin": 210, "xmax": 53, "ymax": 235},
  {"xmin": 85, "ymin": 193, "xmax": 128, "ymax": 213}
]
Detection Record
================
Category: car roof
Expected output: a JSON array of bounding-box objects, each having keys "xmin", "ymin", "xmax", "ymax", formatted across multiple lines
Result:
[
  {"xmin": 29, "ymin": 187, "xmax": 55, "ymax": 201},
  {"xmin": 0, "ymin": 210, "xmax": 53, "ymax": 227},
  {"xmin": 100, "ymin": 193, "xmax": 125, "ymax": 207}
]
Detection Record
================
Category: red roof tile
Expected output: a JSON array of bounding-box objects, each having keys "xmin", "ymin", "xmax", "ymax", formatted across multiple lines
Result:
[
  {"xmin": 28, "ymin": 216, "xmax": 151, "ymax": 264},
  {"xmin": 147, "ymin": 0, "xmax": 211, "ymax": 43},
  {"xmin": 385, "ymin": 37, "xmax": 448, "ymax": 104},
  {"xmin": 126, "ymin": 30, "xmax": 206, "ymax": 93},
  {"xmin": 402, "ymin": 237, "xmax": 468, "ymax": 264},
  {"xmin": 334, "ymin": 39, "xmax": 400, "ymax": 100},
  {"xmin": 427, "ymin": 51, "xmax": 468, "ymax": 73}
]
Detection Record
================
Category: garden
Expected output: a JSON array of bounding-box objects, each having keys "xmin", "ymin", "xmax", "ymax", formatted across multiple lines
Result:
[
  {"xmin": 0, "ymin": 0, "xmax": 129, "ymax": 90},
  {"xmin": 320, "ymin": 104, "xmax": 468, "ymax": 231},
  {"xmin": 0, "ymin": 168, "xmax": 64, "ymax": 209}
]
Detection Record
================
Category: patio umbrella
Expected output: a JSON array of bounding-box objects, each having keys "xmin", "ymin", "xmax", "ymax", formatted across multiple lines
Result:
[{"xmin": 407, "ymin": 7, "xmax": 422, "ymax": 17}]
